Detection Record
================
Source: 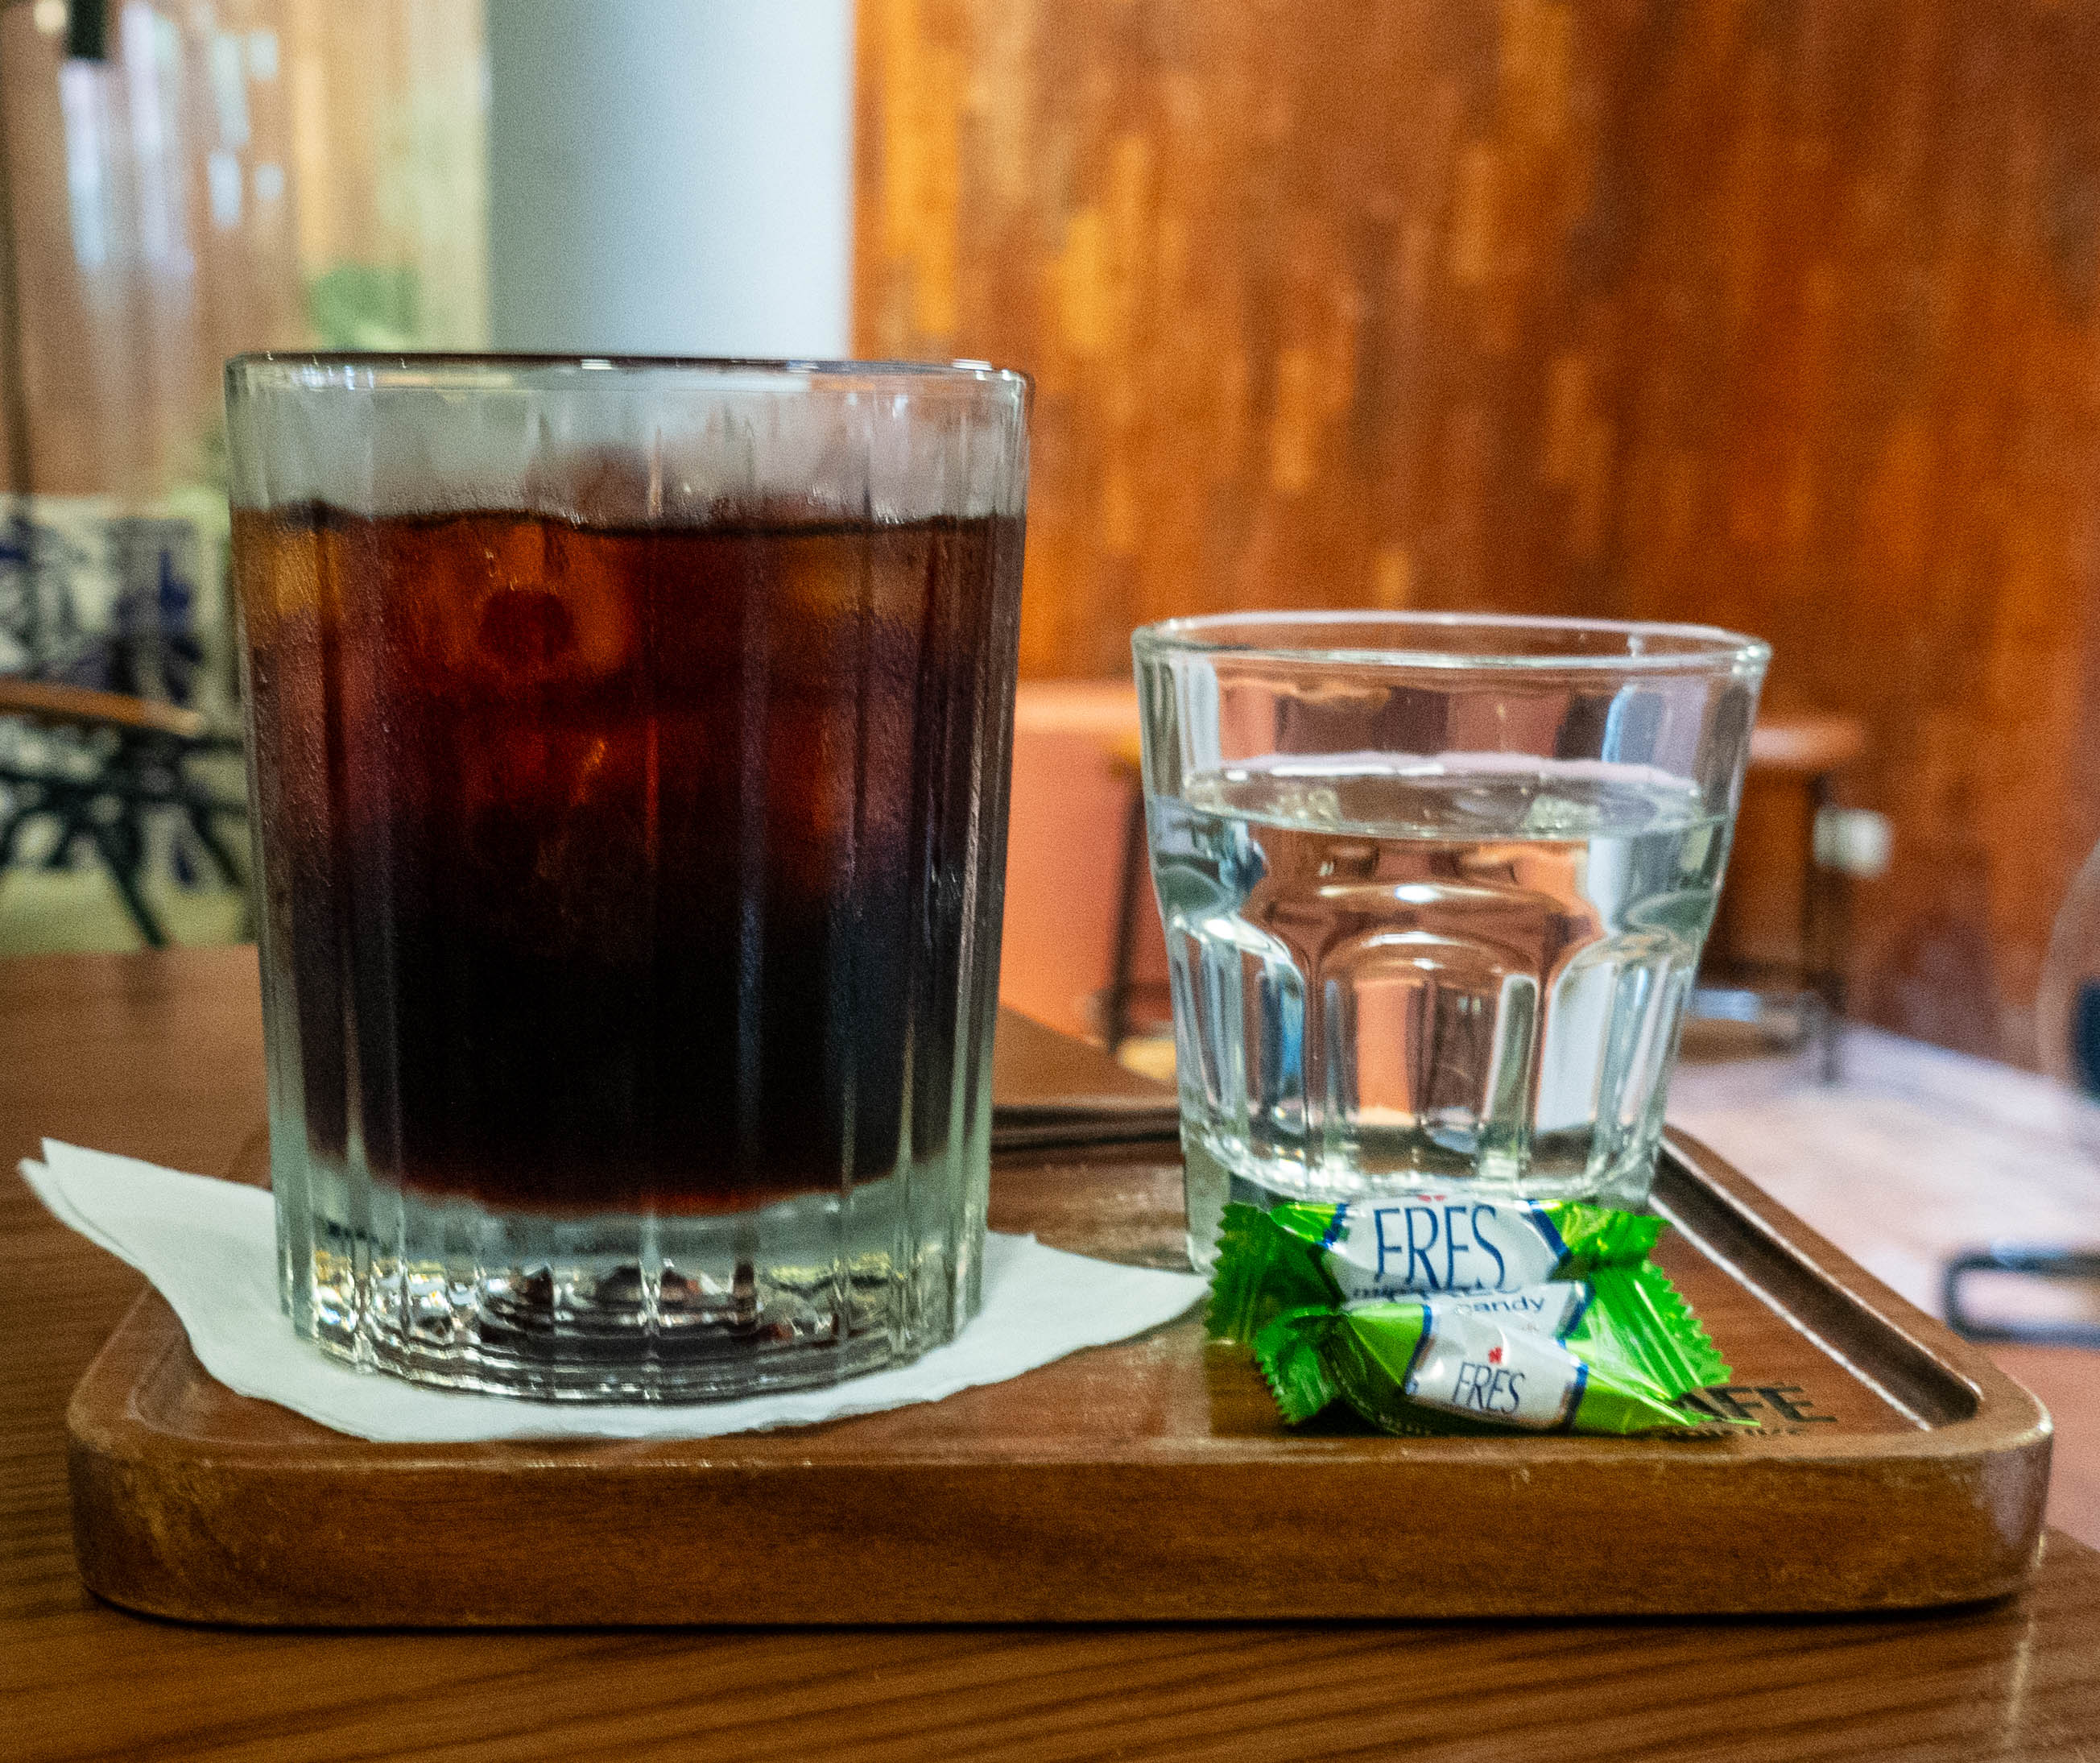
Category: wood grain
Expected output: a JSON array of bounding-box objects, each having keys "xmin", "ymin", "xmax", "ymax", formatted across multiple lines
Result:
[
  {"xmin": 856, "ymin": 0, "xmax": 2100, "ymax": 1060},
  {"xmin": 0, "ymin": 677, "xmax": 213, "ymax": 740},
  {"xmin": 5, "ymin": 947, "xmax": 2100, "ymax": 1758},
  {"xmin": 60, "ymin": 1128, "xmax": 2048, "ymax": 1625},
  {"xmin": 1990, "ymin": 1344, "xmax": 2100, "ymax": 1555}
]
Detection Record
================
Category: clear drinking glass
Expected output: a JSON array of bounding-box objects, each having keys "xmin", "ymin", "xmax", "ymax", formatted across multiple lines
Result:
[
  {"xmin": 1133, "ymin": 612, "xmax": 1767, "ymax": 1270},
  {"xmin": 226, "ymin": 354, "xmax": 1028, "ymax": 1398}
]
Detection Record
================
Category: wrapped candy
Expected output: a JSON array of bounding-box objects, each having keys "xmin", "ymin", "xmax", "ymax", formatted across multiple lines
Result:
[{"xmin": 1209, "ymin": 1202, "xmax": 1741, "ymax": 1438}]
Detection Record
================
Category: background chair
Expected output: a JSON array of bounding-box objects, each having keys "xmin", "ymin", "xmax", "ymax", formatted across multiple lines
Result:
[
  {"xmin": 1943, "ymin": 842, "xmax": 2100, "ymax": 1346},
  {"xmin": 1690, "ymin": 712, "xmax": 1873, "ymax": 1082},
  {"xmin": 0, "ymin": 678, "xmax": 246, "ymax": 949}
]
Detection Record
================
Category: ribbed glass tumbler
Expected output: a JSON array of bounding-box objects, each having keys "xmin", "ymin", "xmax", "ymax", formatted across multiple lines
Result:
[{"xmin": 226, "ymin": 355, "xmax": 1029, "ymax": 1399}]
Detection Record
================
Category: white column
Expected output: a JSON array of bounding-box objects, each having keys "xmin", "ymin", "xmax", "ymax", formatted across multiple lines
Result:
[{"xmin": 486, "ymin": 0, "xmax": 853, "ymax": 358}]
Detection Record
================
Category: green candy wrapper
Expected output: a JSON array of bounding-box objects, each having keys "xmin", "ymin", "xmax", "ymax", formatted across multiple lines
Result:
[
  {"xmin": 1207, "ymin": 1198, "xmax": 1663, "ymax": 1344},
  {"xmin": 1554, "ymin": 1266, "xmax": 1730, "ymax": 1399},
  {"xmin": 1412, "ymin": 1266, "xmax": 1730, "ymax": 1398},
  {"xmin": 1210, "ymin": 1202, "xmax": 1740, "ymax": 1437},
  {"xmin": 1250, "ymin": 1294, "xmax": 1732, "ymax": 1436}
]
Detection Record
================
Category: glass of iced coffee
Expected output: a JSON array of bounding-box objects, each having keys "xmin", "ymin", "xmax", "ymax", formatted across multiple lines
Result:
[{"xmin": 226, "ymin": 356, "xmax": 1028, "ymax": 1400}]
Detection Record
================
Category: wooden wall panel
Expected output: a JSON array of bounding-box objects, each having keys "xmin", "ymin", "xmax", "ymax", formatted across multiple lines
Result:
[{"xmin": 856, "ymin": 0, "xmax": 2100, "ymax": 1058}]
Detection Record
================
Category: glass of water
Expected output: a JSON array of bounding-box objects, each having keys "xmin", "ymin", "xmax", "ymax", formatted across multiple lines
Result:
[{"xmin": 1134, "ymin": 612, "xmax": 1768, "ymax": 1270}]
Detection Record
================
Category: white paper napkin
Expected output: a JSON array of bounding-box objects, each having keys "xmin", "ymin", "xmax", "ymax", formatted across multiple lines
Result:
[{"xmin": 20, "ymin": 1140, "xmax": 1205, "ymax": 1443}]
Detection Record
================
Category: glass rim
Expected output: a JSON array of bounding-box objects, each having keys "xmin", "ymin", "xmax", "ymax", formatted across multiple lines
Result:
[
  {"xmin": 1132, "ymin": 610, "xmax": 1769, "ymax": 674},
  {"xmin": 225, "ymin": 351, "xmax": 1030, "ymax": 397}
]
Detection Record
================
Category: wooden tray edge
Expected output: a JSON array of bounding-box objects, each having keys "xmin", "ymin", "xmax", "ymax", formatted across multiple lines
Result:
[
  {"xmin": 1660, "ymin": 1127, "xmax": 2056, "ymax": 1451},
  {"xmin": 68, "ymin": 1286, "xmax": 2052, "ymax": 1625},
  {"xmin": 63, "ymin": 1128, "xmax": 2057, "ymax": 1625}
]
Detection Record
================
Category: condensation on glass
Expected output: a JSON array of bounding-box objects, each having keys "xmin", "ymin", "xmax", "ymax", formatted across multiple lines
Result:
[
  {"xmin": 226, "ymin": 354, "xmax": 1028, "ymax": 1399},
  {"xmin": 1132, "ymin": 612, "xmax": 1767, "ymax": 1271}
]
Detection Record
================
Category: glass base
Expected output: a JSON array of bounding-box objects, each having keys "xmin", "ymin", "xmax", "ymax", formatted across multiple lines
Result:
[
  {"xmin": 282, "ymin": 1163, "xmax": 981, "ymax": 1401},
  {"xmin": 1181, "ymin": 1128, "xmax": 1660, "ymax": 1274}
]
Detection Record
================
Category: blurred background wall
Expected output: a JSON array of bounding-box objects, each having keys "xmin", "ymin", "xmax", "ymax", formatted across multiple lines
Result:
[
  {"xmin": 854, "ymin": 0, "xmax": 2100, "ymax": 1062},
  {"xmin": 3, "ymin": 0, "xmax": 2098, "ymax": 1067},
  {"xmin": 0, "ymin": 0, "xmax": 490, "ymax": 949},
  {"xmin": 0, "ymin": 0, "xmax": 486, "ymax": 499}
]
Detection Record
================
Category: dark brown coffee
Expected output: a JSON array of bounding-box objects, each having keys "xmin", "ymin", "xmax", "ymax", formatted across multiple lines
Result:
[{"xmin": 236, "ymin": 504, "xmax": 1022, "ymax": 1215}]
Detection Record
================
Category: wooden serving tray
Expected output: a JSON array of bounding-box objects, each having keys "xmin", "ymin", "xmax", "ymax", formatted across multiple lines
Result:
[{"xmin": 68, "ymin": 1115, "xmax": 2050, "ymax": 1625}]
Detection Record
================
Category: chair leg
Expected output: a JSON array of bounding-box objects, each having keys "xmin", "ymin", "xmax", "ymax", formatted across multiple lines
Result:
[
  {"xmin": 0, "ymin": 800, "xmax": 38, "ymax": 870},
  {"xmin": 86, "ymin": 817, "xmax": 168, "ymax": 948},
  {"xmin": 36, "ymin": 786, "xmax": 101, "ymax": 871},
  {"xmin": 1805, "ymin": 772, "xmax": 1846, "ymax": 1083},
  {"xmin": 1105, "ymin": 787, "xmax": 1148, "ymax": 1057},
  {"xmin": 184, "ymin": 801, "xmax": 246, "ymax": 888},
  {"xmin": 42, "ymin": 804, "xmax": 91, "ymax": 868},
  {"xmin": 187, "ymin": 804, "xmax": 256, "ymax": 940},
  {"xmin": 1945, "ymin": 1248, "xmax": 2100, "ymax": 1347}
]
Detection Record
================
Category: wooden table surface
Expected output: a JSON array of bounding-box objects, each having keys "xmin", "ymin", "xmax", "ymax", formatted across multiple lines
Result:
[{"xmin": 5, "ymin": 946, "xmax": 2098, "ymax": 1761}]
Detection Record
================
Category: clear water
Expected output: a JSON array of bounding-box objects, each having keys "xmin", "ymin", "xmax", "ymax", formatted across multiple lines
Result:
[{"xmin": 1152, "ymin": 755, "xmax": 1728, "ymax": 1269}]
